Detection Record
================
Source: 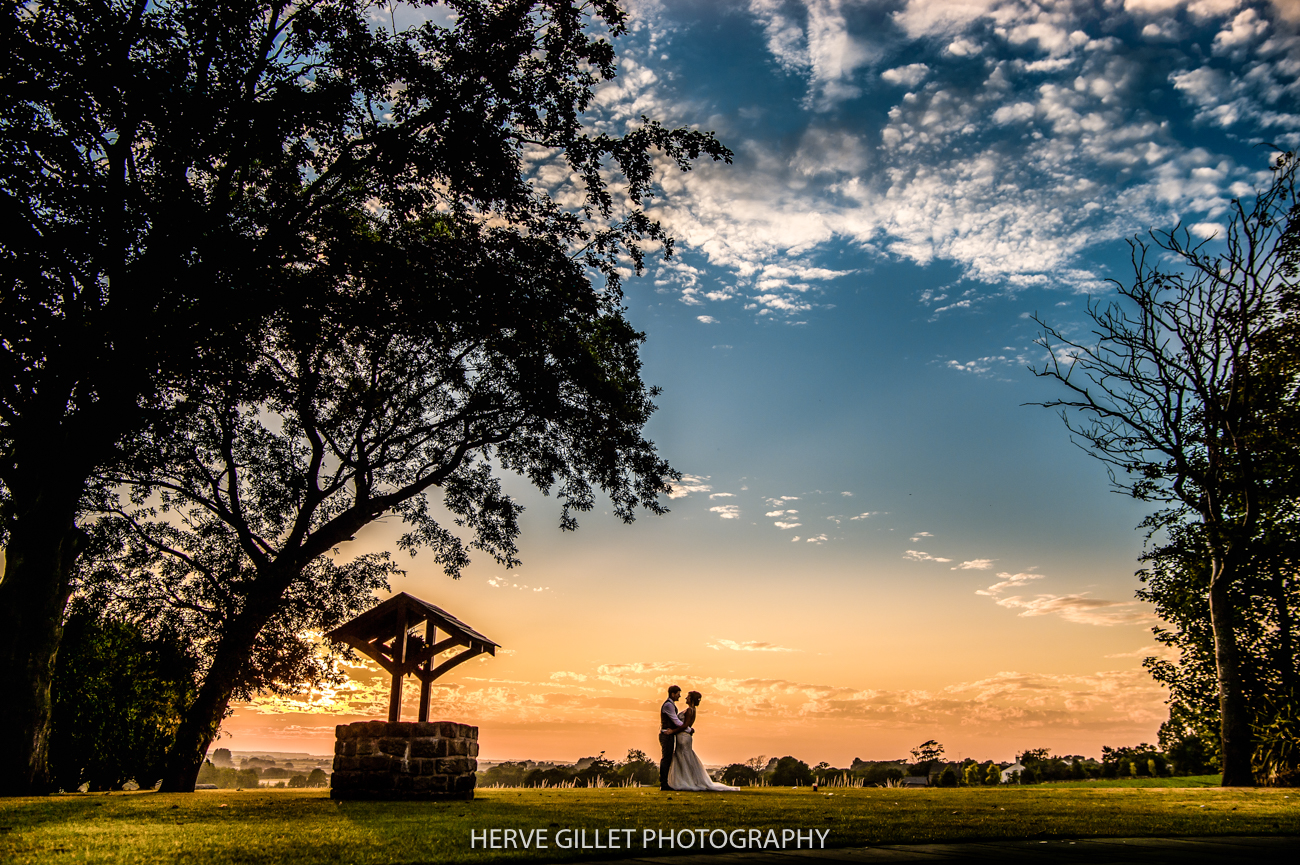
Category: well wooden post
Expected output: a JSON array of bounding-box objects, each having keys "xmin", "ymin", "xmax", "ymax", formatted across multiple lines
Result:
[
  {"xmin": 418, "ymin": 656, "xmax": 433, "ymax": 723},
  {"xmin": 388, "ymin": 603, "xmax": 408, "ymax": 722}
]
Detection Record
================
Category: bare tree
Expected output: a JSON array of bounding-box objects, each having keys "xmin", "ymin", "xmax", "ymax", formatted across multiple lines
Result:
[{"xmin": 1032, "ymin": 153, "xmax": 1300, "ymax": 786}]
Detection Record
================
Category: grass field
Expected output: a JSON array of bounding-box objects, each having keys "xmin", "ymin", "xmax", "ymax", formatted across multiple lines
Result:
[{"xmin": 1, "ymin": 781, "xmax": 1297, "ymax": 864}]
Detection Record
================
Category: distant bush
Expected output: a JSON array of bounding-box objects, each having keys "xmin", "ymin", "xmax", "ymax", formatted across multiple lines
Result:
[
  {"xmin": 195, "ymin": 765, "xmax": 259, "ymax": 789},
  {"xmin": 480, "ymin": 762, "xmax": 529, "ymax": 787},
  {"xmin": 612, "ymin": 750, "xmax": 658, "ymax": 787},
  {"xmin": 848, "ymin": 759, "xmax": 907, "ymax": 786},
  {"xmin": 770, "ymin": 756, "xmax": 813, "ymax": 787},
  {"xmin": 721, "ymin": 764, "xmax": 759, "ymax": 786}
]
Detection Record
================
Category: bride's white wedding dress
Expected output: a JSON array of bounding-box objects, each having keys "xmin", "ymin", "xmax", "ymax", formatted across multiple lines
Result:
[{"xmin": 667, "ymin": 732, "xmax": 738, "ymax": 792}]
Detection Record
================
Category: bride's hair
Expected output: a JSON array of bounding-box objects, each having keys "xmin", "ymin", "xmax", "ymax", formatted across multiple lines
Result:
[{"xmin": 687, "ymin": 690, "xmax": 702, "ymax": 705}]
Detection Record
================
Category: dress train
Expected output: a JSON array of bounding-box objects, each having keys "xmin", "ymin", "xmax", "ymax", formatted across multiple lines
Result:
[{"xmin": 666, "ymin": 733, "xmax": 738, "ymax": 792}]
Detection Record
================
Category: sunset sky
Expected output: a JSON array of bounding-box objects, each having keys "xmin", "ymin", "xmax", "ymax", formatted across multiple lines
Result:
[{"xmin": 221, "ymin": 0, "xmax": 1298, "ymax": 767}]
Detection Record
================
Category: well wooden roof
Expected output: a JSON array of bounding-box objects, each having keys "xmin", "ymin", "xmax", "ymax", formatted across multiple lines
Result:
[
  {"xmin": 325, "ymin": 592, "xmax": 499, "ymax": 681},
  {"xmin": 326, "ymin": 592, "xmax": 498, "ymax": 649}
]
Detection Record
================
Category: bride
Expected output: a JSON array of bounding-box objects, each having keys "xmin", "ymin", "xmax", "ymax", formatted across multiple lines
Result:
[{"xmin": 667, "ymin": 691, "xmax": 738, "ymax": 792}]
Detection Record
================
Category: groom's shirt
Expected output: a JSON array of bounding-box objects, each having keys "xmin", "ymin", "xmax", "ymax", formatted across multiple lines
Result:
[{"xmin": 661, "ymin": 699, "xmax": 686, "ymax": 735}]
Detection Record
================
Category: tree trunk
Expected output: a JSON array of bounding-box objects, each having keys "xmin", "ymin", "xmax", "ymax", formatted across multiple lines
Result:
[
  {"xmin": 158, "ymin": 578, "xmax": 292, "ymax": 792},
  {"xmin": 1208, "ymin": 558, "xmax": 1255, "ymax": 786},
  {"xmin": 0, "ymin": 494, "xmax": 87, "ymax": 796}
]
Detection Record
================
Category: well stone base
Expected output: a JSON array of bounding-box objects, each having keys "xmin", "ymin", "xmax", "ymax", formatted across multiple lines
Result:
[{"xmin": 330, "ymin": 720, "xmax": 478, "ymax": 800}]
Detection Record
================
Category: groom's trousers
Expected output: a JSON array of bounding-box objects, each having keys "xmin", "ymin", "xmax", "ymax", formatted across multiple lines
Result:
[{"xmin": 658, "ymin": 732, "xmax": 675, "ymax": 788}]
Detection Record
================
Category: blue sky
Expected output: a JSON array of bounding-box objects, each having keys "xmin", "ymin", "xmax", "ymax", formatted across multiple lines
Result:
[{"xmin": 222, "ymin": 0, "xmax": 1298, "ymax": 766}]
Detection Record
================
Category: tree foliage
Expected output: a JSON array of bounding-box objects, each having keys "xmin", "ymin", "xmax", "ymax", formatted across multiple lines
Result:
[
  {"xmin": 770, "ymin": 756, "xmax": 813, "ymax": 787},
  {"xmin": 49, "ymin": 604, "xmax": 195, "ymax": 792}
]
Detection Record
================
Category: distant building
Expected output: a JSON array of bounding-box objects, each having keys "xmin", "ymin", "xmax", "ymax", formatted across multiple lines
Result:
[{"xmin": 1000, "ymin": 762, "xmax": 1026, "ymax": 784}]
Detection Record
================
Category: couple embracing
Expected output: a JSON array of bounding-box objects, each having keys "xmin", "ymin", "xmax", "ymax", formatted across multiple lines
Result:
[{"xmin": 658, "ymin": 685, "xmax": 738, "ymax": 792}]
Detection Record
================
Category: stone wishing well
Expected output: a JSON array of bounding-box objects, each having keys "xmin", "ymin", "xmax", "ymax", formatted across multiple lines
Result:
[{"xmin": 324, "ymin": 593, "xmax": 499, "ymax": 800}]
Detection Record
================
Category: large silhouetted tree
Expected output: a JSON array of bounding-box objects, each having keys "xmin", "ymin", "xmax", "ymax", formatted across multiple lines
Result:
[
  {"xmin": 1033, "ymin": 153, "xmax": 1300, "ymax": 786},
  {"xmin": 83, "ymin": 213, "xmax": 683, "ymax": 791},
  {"xmin": 0, "ymin": 0, "xmax": 729, "ymax": 795}
]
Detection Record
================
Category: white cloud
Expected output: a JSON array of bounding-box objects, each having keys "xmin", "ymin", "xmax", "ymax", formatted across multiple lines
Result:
[
  {"xmin": 947, "ymin": 355, "xmax": 1014, "ymax": 375},
  {"xmin": 550, "ymin": 671, "xmax": 589, "ymax": 682},
  {"xmin": 487, "ymin": 577, "xmax": 549, "ymax": 592},
  {"xmin": 608, "ymin": 0, "xmax": 1292, "ymax": 315},
  {"xmin": 881, "ymin": 62, "xmax": 930, "ymax": 87},
  {"xmin": 849, "ymin": 511, "xmax": 880, "ymax": 520},
  {"xmin": 954, "ymin": 558, "xmax": 995, "ymax": 570},
  {"xmin": 765, "ymin": 496, "xmax": 801, "ymax": 506},
  {"xmin": 995, "ymin": 593, "xmax": 1157, "ymax": 626},
  {"xmin": 668, "ymin": 473, "xmax": 712, "ymax": 499},
  {"xmin": 709, "ymin": 492, "xmax": 736, "ymax": 499},
  {"xmin": 697, "ymin": 315, "xmax": 718, "ymax": 323},
  {"xmin": 597, "ymin": 661, "xmax": 684, "ymax": 676},
  {"xmin": 748, "ymin": 0, "xmax": 879, "ymax": 107},
  {"xmin": 976, "ymin": 571, "xmax": 1046, "ymax": 595},
  {"xmin": 975, "ymin": 571, "xmax": 1154, "ymax": 626},
  {"xmin": 707, "ymin": 638, "xmax": 800, "ymax": 652},
  {"xmin": 1212, "ymin": 7, "xmax": 1269, "ymax": 55},
  {"xmin": 904, "ymin": 549, "xmax": 953, "ymax": 563},
  {"xmin": 773, "ymin": 520, "xmax": 803, "ymax": 529},
  {"xmin": 710, "ymin": 504, "xmax": 741, "ymax": 519}
]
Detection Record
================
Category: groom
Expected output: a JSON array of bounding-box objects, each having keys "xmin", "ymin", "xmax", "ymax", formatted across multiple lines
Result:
[{"xmin": 658, "ymin": 684, "xmax": 690, "ymax": 790}]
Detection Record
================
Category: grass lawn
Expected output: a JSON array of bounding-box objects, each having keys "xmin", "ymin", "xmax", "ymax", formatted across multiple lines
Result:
[
  {"xmin": 1040, "ymin": 775, "xmax": 1226, "ymax": 788},
  {"xmin": 1, "ymin": 782, "xmax": 1298, "ymax": 864}
]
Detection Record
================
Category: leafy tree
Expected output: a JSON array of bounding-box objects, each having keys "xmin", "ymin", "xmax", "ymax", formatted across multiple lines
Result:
[
  {"xmin": 1033, "ymin": 153, "xmax": 1300, "ymax": 786},
  {"xmin": 910, "ymin": 740, "xmax": 945, "ymax": 763},
  {"xmin": 573, "ymin": 752, "xmax": 616, "ymax": 786},
  {"xmin": 0, "ymin": 0, "xmax": 728, "ymax": 795},
  {"xmin": 812, "ymin": 763, "xmax": 851, "ymax": 786},
  {"xmin": 721, "ymin": 764, "xmax": 758, "ymax": 787},
  {"xmin": 962, "ymin": 761, "xmax": 980, "ymax": 787},
  {"xmin": 1252, "ymin": 694, "xmax": 1300, "ymax": 785},
  {"xmin": 849, "ymin": 759, "xmax": 909, "ymax": 786},
  {"xmin": 1141, "ymin": 518, "xmax": 1299, "ymax": 782},
  {"xmin": 908, "ymin": 740, "xmax": 945, "ymax": 777},
  {"xmin": 770, "ymin": 756, "xmax": 813, "ymax": 787},
  {"xmin": 615, "ymin": 750, "xmax": 658, "ymax": 787},
  {"xmin": 83, "ymin": 241, "xmax": 696, "ymax": 794},
  {"xmin": 48, "ymin": 603, "xmax": 195, "ymax": 792},
  {"xmin": 196, "ymin": 761, "xmax": 218, "ymax": 786},
  {"xmin": 1101, "ymin": 744, "xmax": 1168, "ymax": 778},
  {"xmin": 287, "ymin": 774, "xmax": 308, "ymax": 789},
  {"xmin": 984, "ymin": 763, "xmax": 1001, "ymax": 786},
  {"xmin": 479, "ymin": 762, "xmax": 529, "ymax": 788},
  {"xmin": 306, "ymin": 768, "xmax": 328, "ymax": 788},
  {"xmin": 210, "ymin": 749, "xmax": 232, "ymax": 768},
  {"xmin": 937, "ymin": 766, "xmax": 958, "ymax": 787}
]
